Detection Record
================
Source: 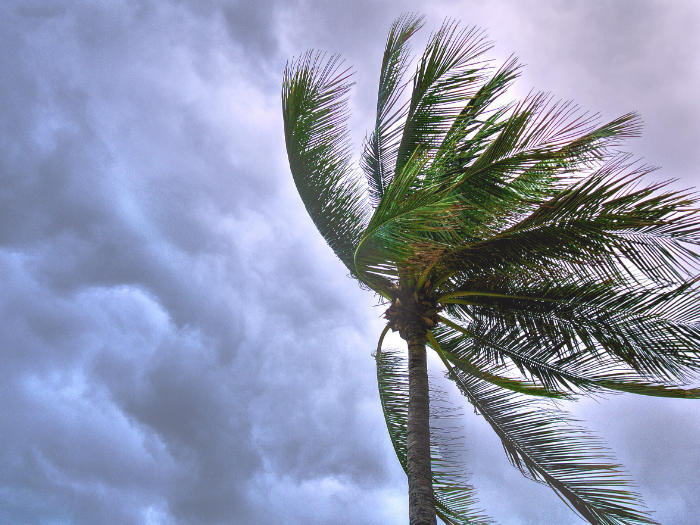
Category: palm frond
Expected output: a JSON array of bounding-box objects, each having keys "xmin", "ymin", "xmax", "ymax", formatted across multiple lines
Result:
[
  {"xmin": 440, "ymin": 156, "xmax": 700, "ymax": 287},
  {"xmin": 435, "ymin": 56, "xmax": 521, "ymax": 160},
  {"xmin": 436, "ymin": 308, "xmax": 700, "ymax": 399},
  {"xmin": 426, "ymin": 331, "xmax": 572, "ymax": 399},
  {"xmin": 375, "ymin": 328, "xmax": 493, "ymax": 525},
  {"xmin": 358, "ymin": 115, "xmax": 651, "ymax": 290},
  {"xmin": 395, "ymin": 19, "xmax": 492, "ymax": 176},
  {"xmin": 362, "ymin": 13, "xmax": 425, "ymax": 205},
  {"xmin": 432, "ymin": 341, "xmax": 658, "ymax": 525},
  {"xmin": 443, "ymin": 104, "xmax": 642, "ymax": 240},
  {"xmin": 355, "ymin": 148, "xmax": 464, "ymax": 288},
  {"xmin": 282, "ymin": 51, "xmax": 369, "ymax": 275}
]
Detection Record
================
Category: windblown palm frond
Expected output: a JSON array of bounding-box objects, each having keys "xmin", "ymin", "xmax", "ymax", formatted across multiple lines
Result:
[
  {"xmin": 395, "ymin": 20, "xmax": 492, "ymax": 176},
  {"xmin": 435, "ymin": 309, "xmax": 700, "ymax": 399},
  {"xmin": 376, "ymin": 330, "xmax": 492, "ymax": 525},
  {"xmin": 432, "ymin": 338, "xmax": 657, "ymax": 525},
  {"xmin": 282, "ymin": 52, "xmax": 369, "ymax": 275},
  {"xmin": 438, "ymin": 156, "xmax": 700, "ymax": 287},
  {"xmin": 362, "ymin": 13, "xmax": 425, "ymax": 205}
]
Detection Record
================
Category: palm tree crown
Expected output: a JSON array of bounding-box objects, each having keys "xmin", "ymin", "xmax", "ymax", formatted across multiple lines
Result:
[{"xmin": 282, "ymin": 14, "xmax": 700, "ymax": 525}]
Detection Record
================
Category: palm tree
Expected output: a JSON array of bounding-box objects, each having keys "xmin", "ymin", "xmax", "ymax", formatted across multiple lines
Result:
[{"xmin": 281, "ymin": 14, "xmax": 700, "ymax": 525}]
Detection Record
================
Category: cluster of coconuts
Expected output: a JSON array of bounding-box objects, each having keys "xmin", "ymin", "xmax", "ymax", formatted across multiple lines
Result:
[{"xmin": 384, "ymin": 287, "xmax": 441, "ymax": 340}]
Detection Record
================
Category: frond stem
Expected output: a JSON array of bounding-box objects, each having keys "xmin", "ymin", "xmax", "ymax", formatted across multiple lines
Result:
[
  {"xmin": 375, "ymin": 323, "xmax": 392, "ymax": 357},
  {"xmin": 438, "ymin": 291, "xmax": 565, "ymax": 304}
]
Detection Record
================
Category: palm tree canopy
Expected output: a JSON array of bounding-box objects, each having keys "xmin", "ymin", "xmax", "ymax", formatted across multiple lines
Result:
[{"xmin": 282, "ymin": 13, "xmax": 700, "ymax": 525}]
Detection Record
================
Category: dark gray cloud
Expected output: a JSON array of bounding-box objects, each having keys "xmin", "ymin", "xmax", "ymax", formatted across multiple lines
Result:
[
  {"xmin": 1, "ymin": 1, "xmax": 398, "ymax": 523},
  {"xmin": 0, "ymin": 1, "xmax": 698, "ymax": 524}
]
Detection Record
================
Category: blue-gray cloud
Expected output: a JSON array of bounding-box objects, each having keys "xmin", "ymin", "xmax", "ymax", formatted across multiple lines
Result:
[{"xmin": 0, "ymin": 1, "xmax": 698, "ymax": 524}]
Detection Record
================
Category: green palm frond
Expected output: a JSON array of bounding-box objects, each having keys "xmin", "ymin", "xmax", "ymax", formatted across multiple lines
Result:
[
  {"xmin": 282, "ymin": 52, "xmax": 369, "ymax": 275},
  {"xmin": 395, "ymin": 19, "xmax": 492, "ymax": 176},
  {"xmin": 443, "ymin": 105, "xmax": 642, "ymax": 241},
  {"xmin": 432, "ymin": 339, "xmax": 658, "ymax": 525},
  {"xmin": 433, "ymin": 56, "xmax": 521, "ymax": 170},
  {"xmin": 375, "ymin": 328, "xmax": 493, "ymax": 525},
  {"xmin": 355, "ymin": 148, "xmax": 465, "ymax": 288},
  {"xmin": 436, "ymin": 307, "xmax": 700, "ymax": 399},
  {"xmin": 362, "ymin": 13, "xmax": 425, "ymax": 206},
  {"xmin": 426, "ymin": 330, "xmax": 572, "ymax": 399},
  {"xmin": 357, "ymin": 107, "xmax": 651, "ymax": 291},
  {"xmin": 455, "ymin": 95, "xmax": 639, "ymax": 183},
  {"xmin": 439, "ymin": 156, "xmax": 700, "ymax": 288}
]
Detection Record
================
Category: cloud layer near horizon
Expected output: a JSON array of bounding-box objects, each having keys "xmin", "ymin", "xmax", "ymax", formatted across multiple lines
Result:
[{"xmin": 1, "ymin": 1, "xmax": 698, "ymax": 524}]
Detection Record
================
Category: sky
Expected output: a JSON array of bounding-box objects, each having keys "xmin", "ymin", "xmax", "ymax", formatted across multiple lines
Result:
[{"xmin": 1, "ymin": 1, "xmax": 698, "ymax": 524}]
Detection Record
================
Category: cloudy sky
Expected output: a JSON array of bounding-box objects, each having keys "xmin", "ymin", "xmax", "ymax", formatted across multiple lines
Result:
[{"xmin": 1, "ymin": 1, "xmax": 698, "ymax": 524}]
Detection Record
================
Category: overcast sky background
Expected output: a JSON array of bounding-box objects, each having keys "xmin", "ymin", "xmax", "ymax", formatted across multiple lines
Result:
[{"xmin": 1, "ymin": 1, "xmax": 699, "ymax": 524}]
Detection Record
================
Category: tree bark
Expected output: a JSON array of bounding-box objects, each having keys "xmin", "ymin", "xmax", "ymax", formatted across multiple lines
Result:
[{"xmin": 405, "ymin": 323, "xmax": 436, "ymax": 525}]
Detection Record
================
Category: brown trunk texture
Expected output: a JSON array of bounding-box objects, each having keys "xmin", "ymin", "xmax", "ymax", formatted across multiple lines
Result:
[{"xmin": 405, "ymin": 324, "xmax": 437, "ymax": 525}]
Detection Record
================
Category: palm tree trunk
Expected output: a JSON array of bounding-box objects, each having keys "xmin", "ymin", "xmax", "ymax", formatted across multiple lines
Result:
[{"xmin": 405, "ymin": 323, "xmax": 436, "ymax": 525}]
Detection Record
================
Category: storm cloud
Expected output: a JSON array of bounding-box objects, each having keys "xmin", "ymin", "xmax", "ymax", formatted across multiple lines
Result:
[{"xmin": 1, "ymin": 1, "xmax": 698, "ymax": 524}]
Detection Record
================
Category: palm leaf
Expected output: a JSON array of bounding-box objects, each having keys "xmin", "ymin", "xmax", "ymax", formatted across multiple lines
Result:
[
  {"xmin": 436, "ymin": 309, "xmax": 700, "ymax": 399},
  {"xmin": 282, "ymin": 51, "xmax": 369, "ymax": 275},
  {"xmin": 355, "ymin": 148, "xmax": 465, "ymax": 288},
  {"xmin": 443, "ymin": 104, "xmax": 642, "ymax": 241},
  {"xmin": 362, "ymin": 13, "xmax": 425, "ymax": 206},
  {"xmin": 395, "ymin": 19, "xmax": 492, "ymax": 176},
  {"xmin": 432, "ymin": 337, "xmax": 658, "ymax": 525},
  {"xmin": 374, "ymin": 326, "xmax": 493, "ymax": 525},
  {"xmin": 426, "ymin": 330, "xmax": 573, "ymax": 399},
  {"xmin": 439, "ymin": 156, "xmax": 700, "ymax": 288}
]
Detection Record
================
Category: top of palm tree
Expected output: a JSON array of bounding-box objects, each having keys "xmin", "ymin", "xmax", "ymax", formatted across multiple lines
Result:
[{"xmin": 282, "ymin": 13, "xmax": 700, "ymax": 525}]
